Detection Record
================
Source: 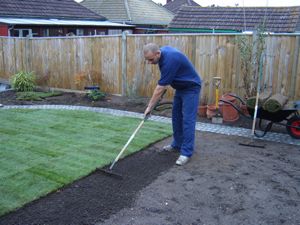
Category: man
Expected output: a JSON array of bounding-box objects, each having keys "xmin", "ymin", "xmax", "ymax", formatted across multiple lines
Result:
[{"xmin": 143, "ymin": 43, "xmax": 202, "ymax": 166}]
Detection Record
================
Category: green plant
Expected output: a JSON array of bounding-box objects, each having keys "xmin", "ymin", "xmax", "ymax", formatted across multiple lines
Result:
[
  {"xmin": 235, "ymin": 24, "xmax": 266, "ymax": 98},
  {"xmin": 87, "ymin": 89, "xmax": 106, "ymax": 101},
  {"xmin": 10, "ymin": 71, "xmax": 36, "ymax": 92}
]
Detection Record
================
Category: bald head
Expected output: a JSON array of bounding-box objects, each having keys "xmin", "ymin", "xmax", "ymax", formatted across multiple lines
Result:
[
  {"xmin": 143, "ymin": 43, "xmax": 161, "ymax": 64},
  {"xmin": 143, "ymin": 43, "xmax": 160, "ymax": 54}
]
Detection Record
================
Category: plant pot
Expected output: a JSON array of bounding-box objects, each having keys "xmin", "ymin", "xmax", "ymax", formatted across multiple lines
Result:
[
  {"xmin": 84, "ymin": 85, "xmax": 99, "ymax": 91},
  {"xmin": 206, "ymin": 104, "xmax": 217, "ymax": 119},
  {"xmin": 198, "ymin": 105, "xmax": 207, "ymax": 117}
]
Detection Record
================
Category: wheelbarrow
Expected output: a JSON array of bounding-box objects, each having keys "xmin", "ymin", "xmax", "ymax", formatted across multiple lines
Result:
[{"xmin": 219, "ymin": 94, "xmax": 300, "ymax": 139}]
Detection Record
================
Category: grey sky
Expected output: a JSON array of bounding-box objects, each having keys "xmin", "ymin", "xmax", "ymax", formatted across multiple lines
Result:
[{"xmin": 153, "ymin": 0, "xmax": 299, "ymax": 7}]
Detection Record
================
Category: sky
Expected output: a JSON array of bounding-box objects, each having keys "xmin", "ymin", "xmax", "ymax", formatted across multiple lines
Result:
[{"xmin": 153, "ymin": 0, "xmax": 300, "ymax": 7}]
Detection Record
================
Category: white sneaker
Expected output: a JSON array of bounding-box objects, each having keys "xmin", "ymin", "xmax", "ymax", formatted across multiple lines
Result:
[
  {"xmin": 162, "ymin": 145, "xmax": 178, "ymax": 152},
  {"xmin": 176, "ymin": 155, "xmax": 189, "ymax": 166}
]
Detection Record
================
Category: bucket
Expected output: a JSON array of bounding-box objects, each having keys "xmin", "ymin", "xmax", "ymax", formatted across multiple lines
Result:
[{"xmin": 198, "ymin": 105, "xmax": 207, "ymax": 117}]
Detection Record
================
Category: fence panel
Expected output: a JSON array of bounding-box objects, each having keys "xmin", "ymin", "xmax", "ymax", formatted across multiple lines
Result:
[
  {"xmin": 126, "ymin": 34, "xmax": 243, "ymax": 103},
  {"xmin": 0, "ymin": 34, "xmax": 299, "ymax": 102},
  {"xmin": 0, "ymin": 38, "xmax": 18, "ymax": 79}
]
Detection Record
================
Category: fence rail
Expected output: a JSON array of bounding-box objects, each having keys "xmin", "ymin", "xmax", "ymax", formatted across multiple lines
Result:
[{"xmin": 0, "ymin": 33, "xmax": 299, "ymax": 103}]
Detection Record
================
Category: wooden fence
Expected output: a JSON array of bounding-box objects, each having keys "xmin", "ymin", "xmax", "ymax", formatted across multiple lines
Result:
[{"xmin": 0, "ymin": 33, "xmax": 299, "ymax": 103}]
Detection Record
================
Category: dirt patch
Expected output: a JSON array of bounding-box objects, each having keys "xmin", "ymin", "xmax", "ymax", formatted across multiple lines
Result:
[
  {"xmin": 1, "ymin": 90, "xmax": 297, "ymax": 225},
  {"xmin": 0, "ymin": 90, "xmax": 148, "ymax": 114},
  {"xmin": 99, "ymin": 133, "xmax": 300, "ymax": 225},
  {"xmin": 0, "ymin": 133, "xmax": 299, "ymax": 225}
]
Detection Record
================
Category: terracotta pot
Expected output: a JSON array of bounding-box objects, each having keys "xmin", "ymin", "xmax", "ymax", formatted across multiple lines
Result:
[
  {"xmin": 198, "ymin": 105, "xmax": 207, "ymax": 117},
  {"xmin": 220, "ymin": 93, "xmax": 239, "ymax": 122},
  {"xmin": 206, "ymin": 104, "xmax": 217, "ymax": 119}
]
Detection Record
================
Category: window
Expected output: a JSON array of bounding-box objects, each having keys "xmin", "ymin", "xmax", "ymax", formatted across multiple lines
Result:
[
  {"xmin": 92, "ymin": 29, "xmax": 106, "ymax": 35},
  {"xmin": 42, "ymin": 29, "xmax": 50, "ymax": 37},
  {"xmin": 108, "ymin": 29, "xmax": 122, "ymax": 35},
  {"xmin": 124, "ymin": 29, "xmax": 133, "ymax": 34},
  {"xmin": 76, "ymin": 29, "xmax": 84, "ymax": 36},
  {"xmin": 13, "ymin": 29, "xmax": 32, "ymax": 37}
]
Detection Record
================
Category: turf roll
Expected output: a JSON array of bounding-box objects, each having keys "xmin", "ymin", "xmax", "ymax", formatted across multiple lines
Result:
[
  {"xmin": 246, "ymin": 92, "xmax": 271, "ymax": 109},
  {"xmin": 263, "ymin": 93, "xmax": 288, "ymax": 113}
]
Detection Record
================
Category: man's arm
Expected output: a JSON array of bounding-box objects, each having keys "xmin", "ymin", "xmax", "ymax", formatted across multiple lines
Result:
[{"xmin": 144, "ymin": 85, "xmax": 167, "ymax": 116}]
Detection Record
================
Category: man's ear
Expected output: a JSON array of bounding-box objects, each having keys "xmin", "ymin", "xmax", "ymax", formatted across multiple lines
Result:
[{"xmin": 157, "ymin": 50, "xmax": 161, "ymax": 58}]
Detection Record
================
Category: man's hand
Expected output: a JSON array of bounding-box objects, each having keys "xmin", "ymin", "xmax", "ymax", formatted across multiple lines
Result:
[
  {"xmin": 144, "ymin": 106, "xmax": 152, "ymax": 117},
  {"xmin": 144, "ymin": 85, "xmax": 167, "ymax": 117}
]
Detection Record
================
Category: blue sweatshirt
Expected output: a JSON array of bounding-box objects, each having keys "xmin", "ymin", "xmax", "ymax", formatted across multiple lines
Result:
[{"xmin": 158, "ymin": 46, "xmax": 201, "ymax": 90}]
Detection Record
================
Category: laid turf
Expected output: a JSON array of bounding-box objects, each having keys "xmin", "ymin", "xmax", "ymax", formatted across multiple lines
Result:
[{"xmin": 0, "ymin": 109, "xmax": 172, "ymax": 216}]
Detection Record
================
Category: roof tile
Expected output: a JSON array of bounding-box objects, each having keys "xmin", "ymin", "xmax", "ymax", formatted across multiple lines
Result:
[
  {"xmin": 169, "ymin": 6, "xmax": 300, "ymax": 33},
  {"xmin": 0, "ymin": 0, "xmax": 106, "ymax": 20},
  {"xmin": 81, "ymin": 0, "xmax": 174, "ymax": 26},
  {"xmin": 164, "ymin": 0, "xmax": 199, "ymax": 14}
]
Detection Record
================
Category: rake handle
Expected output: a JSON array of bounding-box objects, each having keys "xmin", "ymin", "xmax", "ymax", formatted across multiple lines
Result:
[
  {"xmin": 109, "ymin": 89, "xmax": 167, "ymax": 170},
  {"xmin": 109, "ymin": 119, "xmax": 145, "ymax": 170}
]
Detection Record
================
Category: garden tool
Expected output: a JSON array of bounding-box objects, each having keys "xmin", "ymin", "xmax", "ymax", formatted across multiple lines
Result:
[
  {"xmin": 239, "ymin": 53, "xmax": 265, "ymax": 148},
  {"xmin": 212, "ymin": 77, "xmax": 223, "ymax": 124},
  {"xmin": 98, "ymin": 89, "xmax": 167, "ymax": 179}
]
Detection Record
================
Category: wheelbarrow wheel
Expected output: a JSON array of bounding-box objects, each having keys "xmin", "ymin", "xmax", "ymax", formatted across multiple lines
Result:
[{"xmin": 286, "ymin": 116, "xmax": 300, "ymax": 139}]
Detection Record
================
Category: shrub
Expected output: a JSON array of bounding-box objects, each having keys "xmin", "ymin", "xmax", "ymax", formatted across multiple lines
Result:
[
  {"xmin": 87, "ymin": 90, "xmax": 106, "ymax": 101},
  {"xmin": 10, "ymin": 71, "xmax": 36, "ymax": 92}
]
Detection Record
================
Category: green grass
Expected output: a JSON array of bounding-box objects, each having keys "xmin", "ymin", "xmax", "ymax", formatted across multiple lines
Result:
[{"xmin": 0, "ymin": 109, "xmax": 172, "ymax": 216}]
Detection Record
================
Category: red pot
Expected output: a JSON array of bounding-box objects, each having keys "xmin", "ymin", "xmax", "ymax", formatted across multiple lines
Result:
[
  {"xmin": 206, "ymin": 104, "xmax": 217, "ymax": 119},
  {"xmin": 198, "ymin": 105, "xmax": 207, "ymax": 117}
]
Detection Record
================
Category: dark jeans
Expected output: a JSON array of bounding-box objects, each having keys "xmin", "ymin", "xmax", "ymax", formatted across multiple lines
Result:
[{"xmin": 171, "ymin": 87, "xmax": 200, "ymax": 157}]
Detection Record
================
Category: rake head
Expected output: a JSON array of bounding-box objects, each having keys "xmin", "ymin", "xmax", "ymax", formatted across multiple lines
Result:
[{"xmin": 97, "ymin": 168, "xmax": 123, "ymax": 180}]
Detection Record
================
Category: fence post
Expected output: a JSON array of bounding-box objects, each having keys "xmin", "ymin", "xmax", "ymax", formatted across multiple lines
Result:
[
  {"xmin": 25, "ymin": 36, "xmax": 30, "ymax": 72},
  {"xmin": 121, "ymin": 31, "xmax": 128, "ymax": 96},
  {"xmin": 290, "ymin": 36, "xmax": 300, "ymax": 99},
  {"xmin": 251, "ymin": 31, "xmax": 258, "ymax": 93}
]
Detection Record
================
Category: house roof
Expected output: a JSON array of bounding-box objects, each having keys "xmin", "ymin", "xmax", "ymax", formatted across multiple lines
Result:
[
  {"xmin": 0, "ymin": 18, "xmax": 133, "ymax": 27},
  {"xmin": 81, "ymin": 0, "xmax": 174, "ymax": 26},
  {"xmin": 169, "ymin": 6, "xmax": 300, "ymax": 33},
  {"xmin": 0, "ymin": 0, "xmax": 106, "ymax": 21},
  {"xmin": 163, "ymin": 0, "xmax": 200, "ymax": 14}
]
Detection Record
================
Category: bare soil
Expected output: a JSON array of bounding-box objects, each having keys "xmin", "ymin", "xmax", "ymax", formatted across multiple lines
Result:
[{"xmin": 0, "ymin": 90, "xmax": 298, "ymax": 225}]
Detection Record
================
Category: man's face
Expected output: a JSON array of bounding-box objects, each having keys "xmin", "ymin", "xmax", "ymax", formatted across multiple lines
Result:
[{"xmin": 144, "ymin": 50, "xmax": 161, "ymax": 64}]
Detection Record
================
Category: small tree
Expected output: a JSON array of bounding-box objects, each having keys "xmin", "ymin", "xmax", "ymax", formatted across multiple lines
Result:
[{"xmin": 235, "ymin": 24, "xmax": 266, "ymax": 98}]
